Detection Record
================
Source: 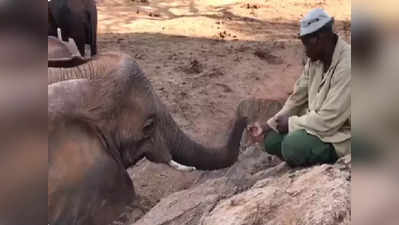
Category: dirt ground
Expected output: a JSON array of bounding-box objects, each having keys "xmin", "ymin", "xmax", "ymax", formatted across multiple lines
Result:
[
  {"xmin": 97, "ymin": 0, "xmax": 350, "ymax": 141},
  {"xmin": 95, "ymin": 0, "xmax": 351, "ymax": 223}
]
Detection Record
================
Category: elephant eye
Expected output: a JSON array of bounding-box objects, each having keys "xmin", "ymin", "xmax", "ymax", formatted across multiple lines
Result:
[{"xmin": 143, "ymin": 119, "xmax": 154, "ymax": 130}]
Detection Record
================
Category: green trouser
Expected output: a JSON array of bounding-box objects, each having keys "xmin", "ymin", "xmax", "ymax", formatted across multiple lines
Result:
[{"xmin": 264, "ymin": 130, "xmax": 338, "ymax": 167}]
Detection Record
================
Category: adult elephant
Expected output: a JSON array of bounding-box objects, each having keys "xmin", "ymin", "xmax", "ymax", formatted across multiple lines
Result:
[
  {"xmin": 48, "ymin": 0, "xmax": 97, "ymax": 57},
  {"xmin": 48, "ymin": 52, "xmax": 248, "ymax": 225}
]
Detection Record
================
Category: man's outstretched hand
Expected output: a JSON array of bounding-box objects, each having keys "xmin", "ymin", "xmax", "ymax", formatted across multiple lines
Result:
[
  {"xmin": 276, "ymin": 114, "xmax": 289, "ymax": 134},
  {"xmin": 247, "ymin": 122, "xmax": 270, "ymax": 144}
]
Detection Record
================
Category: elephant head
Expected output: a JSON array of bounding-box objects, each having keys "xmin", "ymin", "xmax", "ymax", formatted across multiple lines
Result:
[{"xmin": 48, "ymin": 52, "xmax": 247, "ymax": 170}]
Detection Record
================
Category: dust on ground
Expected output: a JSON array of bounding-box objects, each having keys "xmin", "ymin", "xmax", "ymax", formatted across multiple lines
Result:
[{"xmin": 95, "ymin": 0, "xmax": 351, "ymax": 223}]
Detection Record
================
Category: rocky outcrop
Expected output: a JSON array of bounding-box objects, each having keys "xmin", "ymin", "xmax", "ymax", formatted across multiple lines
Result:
[
  {"xmin": 130, "ymin": 146, "xmax": 351, "ymax": 225},
  {"xmin": 202, "ymin": 156, "xmax": 351, "ymax": 225}
]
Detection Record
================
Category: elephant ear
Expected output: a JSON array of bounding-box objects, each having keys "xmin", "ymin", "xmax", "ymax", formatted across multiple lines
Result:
[{"xmin": 48, "ymin": 36, "xmax": 88, "ymax": 68}]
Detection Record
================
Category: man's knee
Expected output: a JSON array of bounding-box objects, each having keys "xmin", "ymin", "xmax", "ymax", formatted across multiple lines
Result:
[
  {"xmin": 281, "ymin": 130, "xmax": 337, "ymax": 167},
  {"xmin": 281, "ymin": 130, "xmax": 310, "ymax": 166},
  {"xmin": 264, "ymin": 131, "xmax": 284, "ymax": 158}
]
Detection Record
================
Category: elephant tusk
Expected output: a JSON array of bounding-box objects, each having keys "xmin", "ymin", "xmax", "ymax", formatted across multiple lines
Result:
[
  {"xmin": 168, "ymin": 160, "xmax": 196, "ymax": 172},
  {"xmin": 57, "ymin": 28, "xmax": 63, "ymax": 41}
]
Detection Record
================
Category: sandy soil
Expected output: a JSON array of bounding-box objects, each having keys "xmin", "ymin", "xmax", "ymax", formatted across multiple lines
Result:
[
  {"xmin": 97, "ymin": 0, "xmax": 350, "ymax": 141},
  {"xmin": 95, "ymin": 0, "xmax": 351, "ymax": 223}
]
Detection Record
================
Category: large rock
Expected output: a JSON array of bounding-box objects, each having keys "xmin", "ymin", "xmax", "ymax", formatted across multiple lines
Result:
[
  {"xmin": 130, "ymin": 146, "xmax": 284, "ymax": 225},
  {"xmin": 202, "ymin": 156, "xmax": 351, "ymax": 225},
  {"xmin": 130, "ymin": 149, "xmax": 350, "ymax": 225}
]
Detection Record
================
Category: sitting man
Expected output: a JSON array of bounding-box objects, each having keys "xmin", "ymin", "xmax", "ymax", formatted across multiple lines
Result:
[{"xmin": 248, "ymin": 8, "xmax": 351, "ymax": 167}]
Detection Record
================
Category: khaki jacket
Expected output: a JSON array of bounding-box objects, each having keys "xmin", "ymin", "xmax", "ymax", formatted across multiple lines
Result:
[{"xmin": 267, "ymin": 36, "xmax": 351, "ymax": 157}]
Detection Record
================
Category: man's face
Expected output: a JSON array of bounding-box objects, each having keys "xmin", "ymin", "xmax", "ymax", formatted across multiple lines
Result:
[{"xmin": 301, "ymin": 34, "xmax": 321, "ymax": 61}]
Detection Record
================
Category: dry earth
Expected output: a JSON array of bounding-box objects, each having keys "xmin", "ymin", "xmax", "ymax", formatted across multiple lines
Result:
[{"xmin": 94, "ymin": 0, "xmax": 351, "ymax": 224}]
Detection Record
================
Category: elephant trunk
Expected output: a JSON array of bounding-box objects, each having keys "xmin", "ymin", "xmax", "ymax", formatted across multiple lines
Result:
[{"xmin": 159, "ymin": 104, "xmax": 247, "ymax": 170}]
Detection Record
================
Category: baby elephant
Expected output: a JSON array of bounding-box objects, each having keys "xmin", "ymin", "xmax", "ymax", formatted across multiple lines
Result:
[{"xmin": 48, "ymin": 52, "xmax": 248, "ymax": 225}]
